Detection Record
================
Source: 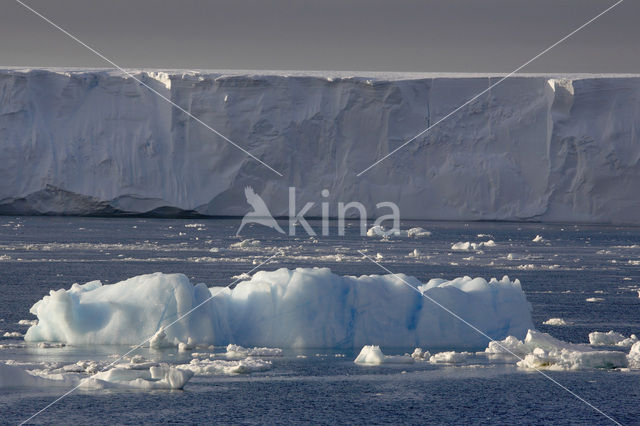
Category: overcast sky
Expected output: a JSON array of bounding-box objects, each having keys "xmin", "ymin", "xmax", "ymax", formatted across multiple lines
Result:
[{"xmin": 1, "ymin": 0, "xmax": 637, "ymax": 73}]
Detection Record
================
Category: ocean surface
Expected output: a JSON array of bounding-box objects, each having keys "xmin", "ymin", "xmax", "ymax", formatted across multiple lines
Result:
[{"xmin": 1, "ymin": 216, "xmax": 639, "ymax": 424}]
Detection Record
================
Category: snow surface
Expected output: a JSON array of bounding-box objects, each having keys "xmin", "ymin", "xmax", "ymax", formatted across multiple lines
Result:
[
  {"xmin": 2, "ymin": 69, "xmax": 640, "ymax": 223},
  {"xmin": 24, "ymin": 268, "xmax": 532, "ymax": 349}
]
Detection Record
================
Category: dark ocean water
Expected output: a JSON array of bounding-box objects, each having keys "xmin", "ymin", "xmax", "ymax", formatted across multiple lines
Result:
[{"xmin": 1, "ymin": 217, "xmax": 639, "ymax": 424}]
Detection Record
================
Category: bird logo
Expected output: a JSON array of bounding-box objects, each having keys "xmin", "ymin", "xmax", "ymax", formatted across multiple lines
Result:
[{"xmin": 236, "ymin": 186, "xmax": 286, "ymax": 235}]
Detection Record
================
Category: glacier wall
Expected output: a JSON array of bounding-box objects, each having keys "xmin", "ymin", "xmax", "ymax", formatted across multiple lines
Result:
[{"xmin": 1, "ymin": 68, "xmax": 639, "ymax": 223}]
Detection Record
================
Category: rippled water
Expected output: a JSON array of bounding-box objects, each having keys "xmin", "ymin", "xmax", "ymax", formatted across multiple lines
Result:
[{"xmin": 1, "ymin": 217, "xmax": 639, "ymax": 424}]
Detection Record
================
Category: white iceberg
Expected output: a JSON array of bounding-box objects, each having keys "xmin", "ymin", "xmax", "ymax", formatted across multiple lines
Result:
[
  {"xmin": 354, "ymin": 345, "xmax": 414, "ymax": 365},
  {"xmin": 25, "ymin": 268, "xmax": 533, "ymax": 349}
]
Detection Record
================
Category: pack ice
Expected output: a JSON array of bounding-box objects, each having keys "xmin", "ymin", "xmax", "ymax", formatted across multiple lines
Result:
[
  {"xmin": 24, "ymin": 268, "xmax": 533, "ymax": 349},
  {"xmin": 2, "ymin": 69, "xmax": 640, "ymax": 223}
]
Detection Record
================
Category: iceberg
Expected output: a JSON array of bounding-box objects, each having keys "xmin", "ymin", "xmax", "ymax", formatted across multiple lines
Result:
[
  {"xmin": 25, "ymin": 267, "xmax": 533, "ymax": 349},
  {"xmin": 2, "ymin": 69, "xmax": 640, "ymax": 224},
  {"xmin": 354, "ymin": 345, "xmax": 414, "ymax": 365}
]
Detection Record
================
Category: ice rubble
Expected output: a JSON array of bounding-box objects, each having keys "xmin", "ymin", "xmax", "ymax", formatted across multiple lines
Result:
[
  {"xmin": 3, "ymin": 69, "xmax": 640, "ymax": 225},
  {"xmin": 0, "ymin": 345, "xmax": 281, "ymax": 389},
  {"xmin": 589, "ymin": 331, "xmax": 638, "ymax": 347},
  {"xmin": 366, "ymin": 226, "xmax": 431, "ymax": 238},
  {"xmin": 451, "ymin": 240, "xmax": 496, "ymax": 251},
  {"xmin": 486, "ymin": 330, "xmax": 628, "ymax": 370},
  {"xmin": 25, "ymin": 268, "xmax": 533, "ymax": 349},
  {"xmin": 0, "ymin": 360, "xmax": 193, "ymax": 390}
]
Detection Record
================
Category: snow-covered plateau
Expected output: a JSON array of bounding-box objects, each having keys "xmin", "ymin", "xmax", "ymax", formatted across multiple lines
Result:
[
  {"xmin": 24, "ymin": 268, "xmax": 533, "ymax": 349},
  {"xmin": 1, "ymin": 68, "xmax": 640, "ymax": 223}
]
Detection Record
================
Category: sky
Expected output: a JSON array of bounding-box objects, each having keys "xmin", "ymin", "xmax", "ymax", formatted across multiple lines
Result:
[{"xmin": 0, "ymin": 0, "xmax": 638, "ymax": 73}]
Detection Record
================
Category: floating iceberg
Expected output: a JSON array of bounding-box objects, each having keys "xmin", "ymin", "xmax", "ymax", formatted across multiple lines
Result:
[
  {"xmin": 354, "ymin": 345, "xmax": 414, "ymax": 365},
  {"xmin": 25, "ymin": 268, "xmax": 533, "ymax": 349}
]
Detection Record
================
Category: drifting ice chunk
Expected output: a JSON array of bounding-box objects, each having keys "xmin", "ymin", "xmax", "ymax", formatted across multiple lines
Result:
[
  {"xmin": 410, "ymin": 348, "xmax": 431, "ymax": 361},
  {"xmin": 225, "ymin": 344, "xmax": 283, "ymax": 358},
  {"xmin": 179, "ymin": 357, "xmax": 272, "ymax": 375},
  {"xmin": 451, "ymin": 240, "xmax": 495, "ymax": 251},
  {"xmin": 487, "ymin": 330, "xmax": 628, "ymax": 370},
  {"xmin": 628, "ymin": 342, "xmax": 640, "ymax": 368},
  {"xmin": 589, "ymin": 331, "xmax": 638, "ymax": 347},
  {"xmin": 25, "ymin": 268, "xmax": 533, "ymax": 349},
  {"xmin": 542, "ymin": 318, "xmax": 570, "ymax": 326},
  {"xmin": 517, "ymin": 348, "xmax": 627, "ymax": 371},
  {"xmin": 80, "ymin": 364, "xmax": 193, "ymax": 390},
  {"xmin": 354, "ymin": 345, "xmax": 414, "ymax": 365},
  {"xmin": 0, "ymin": 361, "xmax": 193, "ymax": 390},
  {"xmin": 0, "ymin": 363, "xmax": 65, "ymax": 388},
  {"xmin": 366, "ymin": 226, "xmax": 431, "ymax": 238},
  {"xmin": 429, "ymin": 351, "xmax": 473, "ymax": 364}
]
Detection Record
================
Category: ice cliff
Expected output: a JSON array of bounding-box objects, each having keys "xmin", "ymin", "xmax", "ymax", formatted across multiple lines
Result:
[
  {"xmin": 24, "ymin": 268, "xmax": 533, "ymax": 349},
  {"xmin": 1, "ymin": 68, "xmax": 639, "ymax": 223}
]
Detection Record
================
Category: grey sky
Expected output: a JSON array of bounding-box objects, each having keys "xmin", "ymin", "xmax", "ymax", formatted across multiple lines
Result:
[{"xmin": 1, "ymin": 0, "xmax": 637, "ymax": 73}]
